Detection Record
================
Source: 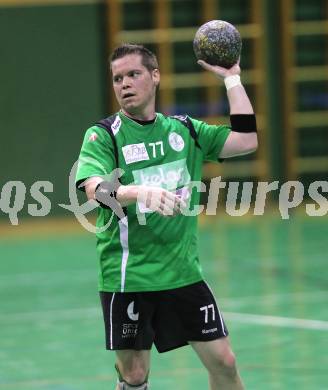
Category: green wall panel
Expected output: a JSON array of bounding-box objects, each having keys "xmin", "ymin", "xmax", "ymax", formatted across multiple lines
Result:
[{"xmin": 0, "ymin": 3, "xmax": 107, "ymax": 220}]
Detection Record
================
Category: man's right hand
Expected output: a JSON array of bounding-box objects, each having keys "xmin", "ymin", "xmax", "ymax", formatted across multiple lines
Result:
[
  {"xmin": 136, "ymin": 185, "xmax": 186, "ymax": 216},
  {"xmin": 85, "ymin": 178, "xmax": 186, "ymax": 217}
]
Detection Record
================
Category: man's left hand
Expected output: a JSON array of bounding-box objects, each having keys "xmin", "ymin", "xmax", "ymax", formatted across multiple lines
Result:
[{"xmin": 197, "ymin": 58, "xmax": 241, "ymax": 79}]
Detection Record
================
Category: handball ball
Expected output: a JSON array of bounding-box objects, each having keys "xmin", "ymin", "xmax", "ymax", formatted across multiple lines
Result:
[{"xmin": 193, "ymin": 20, "xmax": 242, "ymax": 68}]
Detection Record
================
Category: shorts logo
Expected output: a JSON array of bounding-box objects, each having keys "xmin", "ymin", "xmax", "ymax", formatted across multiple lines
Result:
[
  {"xmin": 127, "ymin": 301, "xmax": 139, "ymax": 321},
  {"xmin": 202, "ymin": 327, "xmax": 218, "ymax": 334},
  {"xmin": 122, "ymin": 143, "xmax": 150, "ymax": 165},
  {"xmin": 169, "ymin": 132, "xmax": 185, "ymax": 152},
  {"xmin": 122, "ymin": 323, "xmax": 138, "ymax": 338},
  {"xmin": 111, "ymin": 115, "xmax": 121, "ymax": 136}
]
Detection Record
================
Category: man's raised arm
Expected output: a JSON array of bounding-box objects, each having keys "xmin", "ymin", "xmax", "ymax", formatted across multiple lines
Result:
[{"xmin": 198, "ymin": 59, "xmax": 258, "ymax": 158}]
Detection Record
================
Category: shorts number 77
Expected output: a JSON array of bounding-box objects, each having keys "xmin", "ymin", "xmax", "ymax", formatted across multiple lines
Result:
[{"xmin": 200, "ymin": 304, "xmax": 215, "ymax": 323}]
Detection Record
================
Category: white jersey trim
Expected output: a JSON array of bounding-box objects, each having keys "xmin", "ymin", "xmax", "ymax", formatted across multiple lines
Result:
[
  {"xmin": 110, "ymin": 292, "xmax": 116, "ymax": 349},
  {"xmin": 204, "ymin": 280, "xmax": 227, "ymax": 337},
  {"xmin": 119, "ymin": 217, "xmax": 129, "ymax": 292},
  {"xmin": 111, "ymin": 114, "xmax": 122, "ymax": 136}
]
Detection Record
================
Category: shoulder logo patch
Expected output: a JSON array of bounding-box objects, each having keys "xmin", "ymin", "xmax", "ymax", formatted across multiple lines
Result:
[
  {"xmin": 88, "ymin": 132, "xmax": 98, "ymax": 142},
  {"xmin": 172, "ymin": 114, "xmax": 188, "ymax": 122},
  {"xmin": 122, "ymin": 143, "xmax": 150, "ymax": 164},
  {"xmin": 169, "ymin": 132, "xmax": 185, "ymax": 152},
  {"xmin": 111, "ymin": 115, "xmax": 121, "ymax": 136}
]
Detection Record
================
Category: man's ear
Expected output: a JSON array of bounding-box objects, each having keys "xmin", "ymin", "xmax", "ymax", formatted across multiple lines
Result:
[{"xmin": 152, "ymin": 68, "xmax": 160, "ymax": 86}]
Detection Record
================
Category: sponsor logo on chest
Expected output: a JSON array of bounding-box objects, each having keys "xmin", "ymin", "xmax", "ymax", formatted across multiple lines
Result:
[
  {"xmin": 132, "ymin": 159, "xmax": 191, "ymax": 214},
  {"xmin": 122, "ymin": 143, "xmax": 150, "ymax": 165},
  {"xmin": 139, "ymin": 167, "xmax": 184, "ymax": 188},
  {"xmin": 132, "ymin": 159, "xmax": 190, "ymax": 190}
]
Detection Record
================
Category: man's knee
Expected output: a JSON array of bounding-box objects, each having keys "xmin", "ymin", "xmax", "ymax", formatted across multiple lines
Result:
[
  {"xmin": 209, "ymin": 345, "xmax": 238, "ymax": 376},
  {"xmin": 116, "ymin": 363, "xmax": 149, "ymax": 387},
  {"xmin": 120, "ymin": 368, "xmax": 148, "ymax": 385},
  {"xmin": 221, "ymin": 349, "xmax": 237, "ymax": 369}
]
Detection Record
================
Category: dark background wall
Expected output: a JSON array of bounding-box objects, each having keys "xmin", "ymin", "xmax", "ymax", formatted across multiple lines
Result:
[
  {"xmin": 0, "ymin": 2, "xmax": 107, "ymax": 218},
  {"xmin": 1, "ymin": 0, "xmax": 327, "ymax": 223}
]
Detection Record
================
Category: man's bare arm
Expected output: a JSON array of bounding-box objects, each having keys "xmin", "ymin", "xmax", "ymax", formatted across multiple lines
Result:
[
  {"xmin": 84, "ymin": 177, "xmax": 186, "ymax": 216},
  {"xmin": 197, "ymin": 59, "xmax": 258, "ymax": 158}
]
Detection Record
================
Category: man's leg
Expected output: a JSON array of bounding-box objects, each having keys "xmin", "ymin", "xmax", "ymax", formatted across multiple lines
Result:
[
  {"xmin": 190, "ymin": 337, "xmax": 244, "ymax": 390},
  {"xmin": 115, "ymin": 349, "xmax": 151, "ymax": 389}
]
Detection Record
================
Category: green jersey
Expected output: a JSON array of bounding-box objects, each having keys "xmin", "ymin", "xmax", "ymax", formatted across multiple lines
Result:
[{"xmin": 76, "ymin": 111, "xmax": 230, "ymax": 292}]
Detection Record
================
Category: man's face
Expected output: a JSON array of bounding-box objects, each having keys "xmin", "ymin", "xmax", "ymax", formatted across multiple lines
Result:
[{"xmin": 111, "ymin": 54, "xmax": 160, "ymax": 116}]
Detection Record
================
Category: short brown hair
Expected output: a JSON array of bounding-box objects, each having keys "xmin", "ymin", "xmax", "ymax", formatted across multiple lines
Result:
[{"xmin": 110, "ymin": 44, "xmax": 159, "ymax": 72}]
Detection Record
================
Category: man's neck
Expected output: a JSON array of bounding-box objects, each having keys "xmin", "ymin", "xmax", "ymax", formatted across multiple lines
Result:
[
  {"xmin": 131, "ymin": 117, "xmax": 156, "ymax": 125},
  {"xmin": 121, "ymin": 108, "xmax": 156, "ymax": 122}
]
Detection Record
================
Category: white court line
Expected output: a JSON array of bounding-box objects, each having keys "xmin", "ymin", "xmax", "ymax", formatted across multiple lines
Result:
[
  {"xmin": 220, "ymin": 290, "xmax": 328, "ymax": 308},
  {"xmin": 1, "ymin": 306, "xmax": 327, "ymax": 331},
  {"xmin": 0, "ymin": 307, "xmax": 101, "ymax": 323},
  {"xmin": 0, "ymin": 269, "xmax": 96, "ymax": 287},
  {"xmin": 225, "ymin": 312, "xmax": 328, "ymax": 331}
]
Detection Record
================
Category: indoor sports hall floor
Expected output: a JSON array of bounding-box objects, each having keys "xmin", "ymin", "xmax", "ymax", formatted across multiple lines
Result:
[{"xmin": 1, "ymin": 214, "xmax": 327, "ymax": 390}]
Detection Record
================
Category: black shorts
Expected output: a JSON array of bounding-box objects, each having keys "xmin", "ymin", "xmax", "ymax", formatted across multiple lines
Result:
[{"xmin": 99, "ymin": 281, "xmax": 229, "ymax": 353}]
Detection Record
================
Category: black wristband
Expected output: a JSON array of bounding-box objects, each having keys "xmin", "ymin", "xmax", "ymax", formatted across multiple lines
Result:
[
  {"xmin": 230, "ymin": 114, "xmax": 257, "ymax": 133},
  {"xmin": 95, "ymin": 181, "xmax": 117, "ymax": 209}
]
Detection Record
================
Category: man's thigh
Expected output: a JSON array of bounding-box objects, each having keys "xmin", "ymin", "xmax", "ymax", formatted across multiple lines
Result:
[
  {"xmin": 189, "ymin": 337, "xmax": 235, "ymax": 369},
  {"xmin": 116, "ymin": 349, "xmax": 151, "ymax": 370}
]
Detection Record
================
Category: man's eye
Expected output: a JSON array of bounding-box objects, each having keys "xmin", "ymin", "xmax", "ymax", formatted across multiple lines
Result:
[{"xmin": 131, "ymin": 71, "xmax": 140, "ymax": 77}]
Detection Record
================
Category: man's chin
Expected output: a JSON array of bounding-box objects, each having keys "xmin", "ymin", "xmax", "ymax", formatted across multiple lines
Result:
[{"xmin": 122, "ymin": 104, "xmax": 140, "ymax": 115}]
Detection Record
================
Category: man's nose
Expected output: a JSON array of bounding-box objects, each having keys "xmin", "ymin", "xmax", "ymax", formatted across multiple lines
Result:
[{"xmin": 122, "ymin": 76, "xmax": 131, "ymax": 88}]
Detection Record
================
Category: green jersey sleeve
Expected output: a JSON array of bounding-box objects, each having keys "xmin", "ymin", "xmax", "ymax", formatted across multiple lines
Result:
[
  {"xmin": 189, "ymin": 117, "xmax": 231, "ymax": 162},
  {"xmin": 75, "ymin": 125, "xmax": 116, "ymax": 189}
]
